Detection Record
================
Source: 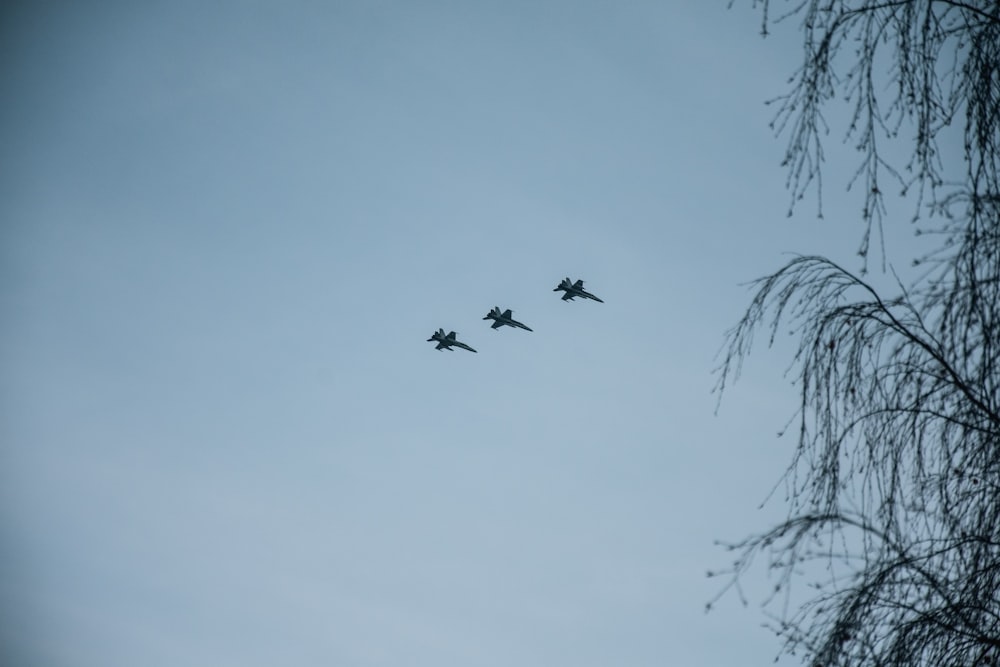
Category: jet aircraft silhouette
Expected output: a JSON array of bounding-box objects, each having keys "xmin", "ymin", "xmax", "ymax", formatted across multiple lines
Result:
[
  {"xmin": 426, "ymin": 328, "xmax": 478, "ymax": 353},
  {"xmin": 483, "ymin": 307, "xmax": 533, "ymax": 331},
  {"xmin": 553, "ymin": 277, "xmax": 604, "ymax": 303}
]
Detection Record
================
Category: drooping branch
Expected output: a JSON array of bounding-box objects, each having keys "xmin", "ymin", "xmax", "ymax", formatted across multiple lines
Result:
[{"xmin": 731, "ymin": 0, "xmax": 1000, "ymax": 270}]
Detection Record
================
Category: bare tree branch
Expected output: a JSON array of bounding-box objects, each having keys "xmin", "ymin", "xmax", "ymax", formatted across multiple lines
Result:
[{"xmin": 714, "ymin": 2, "xmax": 1000, "ymax": 665}]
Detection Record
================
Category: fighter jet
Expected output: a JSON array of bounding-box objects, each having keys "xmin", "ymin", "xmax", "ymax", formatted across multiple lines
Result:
[
  {"xmin": 553, "ymin": 277, "xmax": 604, "ymax": 303},
  {"xmin": 426, "ymin": 328, "xmax": 478, "ymax": 353},
  {"xmin": 483, "ymin": 307, "xmax": 533, "ymax": 331}
]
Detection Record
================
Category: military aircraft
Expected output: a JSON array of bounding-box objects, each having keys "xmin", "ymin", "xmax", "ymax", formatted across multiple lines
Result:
[
  {"xmin": 483, "ymin": 307, "xmax": 533, "ymax": 331},
  {"xmin": 426, "ymin": 328, "xmax": 478, "ymax": 353},
  {"xmin": 553, "ymin": 277, "xmax": 604, "ymax": 303}
]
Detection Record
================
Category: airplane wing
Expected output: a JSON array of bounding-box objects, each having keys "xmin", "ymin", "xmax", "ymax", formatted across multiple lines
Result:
[
  {"xmin": 502, "ymin": 309, "xmax": 512, "ymax": 318},
  {"xmin": 435, "ymin": 341, "xmax": 447, "ymax": 350},
  {"xmin": 573, "ymin": 279, "xmax": 584, "ymax": 288},
  {"xmin": 561, "ymin": 292, "xmax": 574, "ymax": 301},
  {"xmin": 447, "ymin": 331, "xmax": 457, "ymax": 340},
  {"xmin": 491, "ymin": 320, "xmax": 503, "ymax": 329}
]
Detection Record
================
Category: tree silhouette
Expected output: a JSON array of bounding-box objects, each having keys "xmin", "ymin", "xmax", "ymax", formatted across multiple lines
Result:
[{"xmin": 713, "ymin": 2, "xmax": 1000, "ymax": 665}]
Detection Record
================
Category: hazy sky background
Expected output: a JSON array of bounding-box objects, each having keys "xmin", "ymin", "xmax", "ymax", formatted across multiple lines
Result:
[{"xmin": 1, "ymin": 2, "xmax": 938, "ymax": 666}]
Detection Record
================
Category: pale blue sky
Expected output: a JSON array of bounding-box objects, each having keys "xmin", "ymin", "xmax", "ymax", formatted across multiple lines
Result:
[{"xmin": 1, "ymin": 2, "xmax": 934, "ymax": 666}]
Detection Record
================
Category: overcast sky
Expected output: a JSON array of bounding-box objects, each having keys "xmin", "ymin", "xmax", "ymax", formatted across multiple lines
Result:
[{"xmin": 1, "ymin": 2, "xmax": 935, "ymax": 666}]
